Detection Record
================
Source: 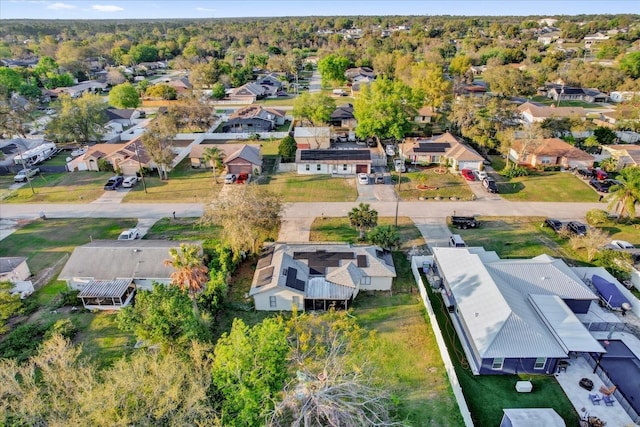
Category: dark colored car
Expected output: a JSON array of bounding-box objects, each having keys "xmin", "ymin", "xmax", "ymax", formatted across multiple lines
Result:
[
  {"xmin": 482, "ymin": 177, "xmax": 498, "ymax": 193},
  {"xmin": 566, "ymin": 221, "xmax": 588, "ymax": 236},
  {"xmin": 589, "ymin": 179, "xmax": 609, "ymax": 193},
  {"xmin": 103, "ymin": 176, "xmax": 123, "ymax": 190},
  {"xmin": 576, "ymin": 168, "xmax": 591, "ymax": 179},
  {"xmin": 543, "ymin": 218, "xmax": 564, "ymax": 233}
]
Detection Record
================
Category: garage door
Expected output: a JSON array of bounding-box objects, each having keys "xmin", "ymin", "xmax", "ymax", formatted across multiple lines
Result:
[{"xmin": 356, "ymin": 164, "xmax": 368, "ymax": 173}]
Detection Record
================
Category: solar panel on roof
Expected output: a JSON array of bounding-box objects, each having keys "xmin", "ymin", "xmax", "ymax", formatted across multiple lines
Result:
[
  {"xmin": 357, "ymin": 255, "xmax": 367, "ymax": 267},
  {"xmin": 256, "ymin": 266, "xmax": 274, "ymax": 287},
  {"xmin": 256, "ymin": 247, "xmax": 274, "ymax": 270},
  {"xmin": 299, "ymin": 150, "xmax": 371, "ymax": 161},
  {"xmin": 413, "ymin": 143, "xmax": 450, "ymax": 153},
  {"xmin": 285, "ymin": 267, "xmax": 305, "ymax": 291}
]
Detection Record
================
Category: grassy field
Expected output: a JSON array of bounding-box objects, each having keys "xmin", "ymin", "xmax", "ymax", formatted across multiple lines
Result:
[
  {"xmin": 0, "ymin": 218, "xmax": 137, "ymax": 275},
  {"xmin": 144, "ymin": 217, "xmax": 222, "ymax": 241},
  {"xmin": 2, "ymin": 171, "xmax": 114, "ymax": 203},
  {"xmin": 259, "ymin": 172, "xmax": 358, "ymax": 202},
  {"xmin": 398, "ymin": 167, "xmax": 475, "ymax": 201},
  {"xmin": 530, "ymin": 95, "xmax": 607, "ymax": 109},
  {"xmin": 497, "ymin": 171, "xmax": 599, "ymax": 202},
  {"xmin": 123, "ymin": 159, "xmax": 221, "ymax": 203}
]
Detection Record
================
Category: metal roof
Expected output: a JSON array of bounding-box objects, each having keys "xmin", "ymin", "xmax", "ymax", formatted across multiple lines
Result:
[
  {"xmin": 306, "ymin": 277, "xmax": 357, "ymax": 300},
  {"xmin": 79, "ymin": 279, "xmax": 133, "ymax": 298}
]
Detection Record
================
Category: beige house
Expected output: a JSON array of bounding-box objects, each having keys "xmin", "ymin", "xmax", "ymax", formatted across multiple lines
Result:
[
  {"xmin": 600, "ymin": 145, "xmax": 640, "ymax": 169},
  {"xmin": 401, "ymin": 132, "xmax": 485, "ymax": 171},
  {"xmin": 414, "ymin": 106, "xmax": 436, "ymax": 124},
  {"xmin": 517, "ymin": 102, "xmax": 585, "ymax": 124},
  {"xmin": 250, "ymin": 243, "xmax": 396, "ymax": 311},
  {"xmin": 509, "ymin": 138, "xmax": 594, "ymax": 169},
  {"xmin": 0, "ymin": 257, "xmax": 34, "ymax": 299},
  {"xmin": 189, "ymin": 143, "xmax": 262, "ymax": 174},
  {"xmin": 67, "ymin": 138, "xmax": 158, "ymax": 175}
]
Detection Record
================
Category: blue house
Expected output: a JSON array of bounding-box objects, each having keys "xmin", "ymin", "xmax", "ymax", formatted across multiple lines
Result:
[{"xmin": 431, "ymin": 247, "xmax": 605, "ymax": 375}]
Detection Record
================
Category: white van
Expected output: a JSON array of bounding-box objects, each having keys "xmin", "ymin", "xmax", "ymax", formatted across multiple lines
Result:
[{"xmin": 449, "ymin": 234, "xmax": 466, "ymax": 247}]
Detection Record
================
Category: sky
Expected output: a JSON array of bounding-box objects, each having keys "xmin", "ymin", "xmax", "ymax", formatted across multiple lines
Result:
[{"xmin": 1, "ymin": 0, "xmax": 638, "ymax": 20}]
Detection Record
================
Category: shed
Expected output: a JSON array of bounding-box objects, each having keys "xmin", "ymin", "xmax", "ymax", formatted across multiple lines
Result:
[{"xmin": 500, "ymin": 408, "xmax": 565, "ymax": 427}]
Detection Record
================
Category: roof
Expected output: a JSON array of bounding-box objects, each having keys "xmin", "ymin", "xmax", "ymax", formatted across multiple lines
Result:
[
  {"xmin": 224, "ymin": 144, "xmax": 262, "ymax": 166},
  {"xmin": 293, "ymin": 127, "xmax": 331, "ymax": 138},
  {"xmin": 190, "ymin": 143, "xmax": 261, "ymax": 163},
  {"xmin": 105, "ymin": 108, "xmax": 135, "ymax": 120},
  {"xmin": 432, "ymin": 247, "xmax": 597, "ymax": 359},
  {"xmin": 0, "ymin": 257, "xmax": 28, "ymax": 274},
  {"xmin": 403, "ymin": 132, "xmax": 483, "ymax": 162},
  {"xmin": 417, "ymin": 106, "xmax": 436, "ymax": 116},
  {"xmin": 511, "ymin": 138, "xmax": 593, "ymax": 161},
  {"xmin": 517, "ymin": 102, "xmax": 585, "ymax": 119},
  {"xmin": 297, "ymin": 149, "xmax": 371, "ymax": 163},
  {"xmin": 501, "ymin": 408, "xmax": 565, "ymax": 427},
  {"xmin": 250, "ymin": 243, "xmax": 395, "ymax": 299},
  {"xmin": 58, "ymin": 240, "xmax": 202, "ymax": 281},
  {"xmin": 330, "ymin": 104, "xmax": 355, "ymax": 120},
  {"xmin": 228, "ymin": 105, "xmax": 285, "ymax": 121},
  {"xmin": 78, "ymin": 279, "xmax": 133, "ymax": 298}
]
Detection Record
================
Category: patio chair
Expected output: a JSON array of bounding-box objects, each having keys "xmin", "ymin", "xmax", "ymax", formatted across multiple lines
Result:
[
  {"xmin": 589, "ymin": 394, "xmax": 602, "ymax": 405},
  {"xmin": 603, "ymin": 395, "xmax": 615, "ymax": 406},
  {"xmin": 599, "ymin": 385, "xmax": 617, "ymax": 396}
]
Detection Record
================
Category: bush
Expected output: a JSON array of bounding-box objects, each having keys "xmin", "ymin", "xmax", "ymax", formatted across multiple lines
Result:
[
  {"xmin": 0, "ymin": 322, "xmax": 50, "ymax": 362},
  {"xmin": 44, "ymin": 318, "xmax": 77, "ymax": 340},
  {"xmin": 586, "ymin": 209, "xmax": 609, "ymax": 226},
  {"xmin": 502, "ymin": 166, "xmax": 529, "ymax": 178},
  {"xmin": 55, "ymin": 290, "xmax": 80, "ymax": 308}
]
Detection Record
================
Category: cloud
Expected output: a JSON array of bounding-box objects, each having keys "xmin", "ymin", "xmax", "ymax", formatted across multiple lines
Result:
[
  {"xmin": 92, "ymin": 4, "xmax": 124, "ymax": 12},
  {"xmin": 196, "ymin": 7, "xmax": 216, "ymax": 12},
  {"xmin": 47, "ymin": 2, "xmax": 76, "ymax": 10}
]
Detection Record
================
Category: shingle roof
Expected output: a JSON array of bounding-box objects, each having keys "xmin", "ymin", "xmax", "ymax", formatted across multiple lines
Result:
[
  {"xmin": 0, "ymin": 257, "xmax": 27, "ymax": 274},
  {"xmin": 511, "ymin": 138, "xmax": 593, "ymax": 161}
]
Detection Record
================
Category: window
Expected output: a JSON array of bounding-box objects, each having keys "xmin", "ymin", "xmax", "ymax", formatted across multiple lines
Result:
[
  {"xmin": 316, "ymin": 164, "xmax": 321, "ymax": 171},
  {"xmin": 269, "ymin": 296, "xmax": 276, "ymax": 308},
  {"xmin": 360, "ymin": 276, "xmax": 371, "ymax": 285},
  {"xmin": 292, "ymin": 296, "xmax": 300, "ymax": 307},
  {"xmin": 305, "ymin": 164, "xmax": 310, "ymax": 171},
  {"xmin": 492, "ymin": 358, "xmax": 504, "ymax": 370},
  {"xmin": 534, "ymin": 357, "xmax": 546, "ymax": 370},
  {"xmin": 342, "ymin": 164, "xmax": 347, "ymax": 171}
]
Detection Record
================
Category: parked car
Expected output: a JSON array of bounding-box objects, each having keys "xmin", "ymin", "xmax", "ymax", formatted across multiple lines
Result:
[
  {"xmin": 449, "ymin": 234, "xmax": 467, "ymax": 247},
  {"xmin": 374, "ymin": 173, "xmax": 385, "ymax": 184},
  {"xmin": 118, "ymin": 228, "xmax": 141, "ymax": 240},
  {"xmin": 575, "ymin": 168, "xmax": 592, "ymax": 179},
  {"xmin": 13, "ymin": 167, "xmax": 40, "ymax": 182},
  {"xmin": 358, "ymin": 173, "xmax": 369, "ymax": 185},
  {"xmin": 610, "ymin": 240, "xmax": 635, "ymax": 249},
  {"xmin": 482, "ymin": 177, "xmax": 498, "ymax": 193},
  {"xmin": 122, "ymin": 176, "xmax": 138, "ymax": 188},
  {"xmin": 103, "ymin": 176, "xmax": 124, "ymax": 190},
  {"xmin": 543, "ymin": 218, "xmax": 564, "ymax": 233},
  {"xmin": 394, "ymin": 159, "xmax": 406, "ymax": 173},
  {"xmin": 461, "ymin": 168, "xmax": 475, "ymax": 181},
  {"xmin": 236, "ymin": 172, "xmax": 249, "ymax": 184},
  {"xmin": 589, "ymin": 179, "xmax": 609, "ymax": 193},
  {"xmin": 70, "ymin": 147, "xmax": 87, "ymax": 157},
  {"xmin": 473, "ymin": 169, "xmax": 488, "ymax": 181},
  {"xmin": 224, "ymin": 174, "xmax": 236, "ymax": 184},
  {"xmin": 451, "ymin": 216, "xmax": 478, "ymax": 229},
  {"xmin": 592, "ymin": 169, "xmax": 608, "ymax": 181},
  {"xmin": 566, "ymin": 221, "xmax": 588, "ymax": 236}
]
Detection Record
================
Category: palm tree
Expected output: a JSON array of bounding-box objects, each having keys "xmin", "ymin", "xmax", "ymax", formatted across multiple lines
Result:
[
  {"xmin": 607, "ymin": 166, "xmax": 640, "ymax": 221},
  {"xmin": 348, "ymin": 203, "xmax": 378, "ymax": 240},
  {"xmin": 164, "ymin": 244, "xmax": 210, "ymax": 299},
  {"xmin": 202, "ymin": 146, "xmax": 226, "ymax": 184}
]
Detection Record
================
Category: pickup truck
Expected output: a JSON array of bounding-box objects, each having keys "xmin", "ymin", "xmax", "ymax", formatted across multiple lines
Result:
[
  {"xmin": 450, "ymin": 216, "xmax": 479, "ymax": 229},
  {"xmin": 118, "ymin": 228, "xmax": 141, "ymax": 240}
]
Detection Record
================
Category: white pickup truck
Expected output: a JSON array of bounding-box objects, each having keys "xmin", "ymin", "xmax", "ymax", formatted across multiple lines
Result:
[{"xmin": 118, "ymin": 228, "xmax": 141, "ymax": 240}]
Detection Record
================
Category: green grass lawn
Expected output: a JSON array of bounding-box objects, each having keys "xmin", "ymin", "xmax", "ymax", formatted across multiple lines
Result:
[
  {"xmin": 530, "ymin": 96, "xmax": 607, "ymax": 109},
  {"xmin": 259, "ymin": 172, "xmax": 357, "ymax": 202},
  {"xmin": 497, "ymin": 171, "xmax": 599, "ymax": 202},
  {"xmin": 398, "ymin": 167, "xmax": 474, "ymax": 201},
  {"xmin": 123, "ymin": 159, "xmax": 221, "ymax": 203},
  {"xmin": 144, "ymin": 217, "xmax": 222, "ymax": 241},
  {"xmin": 0, "ymin": 218, "xmax": 137, "ymax": 276},
  {"xmin": 2, "ymin": 171, "xmax": 114, "ymax": 203}
]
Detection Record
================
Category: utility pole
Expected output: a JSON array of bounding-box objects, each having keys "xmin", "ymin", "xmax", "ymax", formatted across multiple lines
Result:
[
  {"xmin": 15, "ymin": 142, "xmax": 35, "ymax": 195},
  {"xmin": 133, "ymin": 141, "xmax": 147, "ymax": 193}
]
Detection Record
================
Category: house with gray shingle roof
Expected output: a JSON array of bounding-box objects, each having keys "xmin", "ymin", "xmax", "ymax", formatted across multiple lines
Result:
[
  {"xmin": 431, "ymin": 247, "xmax": 604, "ymax": 375},
  {"xmin": 250, "ymin": 243, "xmax": 396, "ymax": 311}
]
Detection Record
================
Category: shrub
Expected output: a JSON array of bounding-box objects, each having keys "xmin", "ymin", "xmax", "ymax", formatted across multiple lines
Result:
[
  {"xmin": 586, "ymin": 209, "xmax": 609, "ymax": 226},
  {"xmin": 44, "ymin": 318, "xmax": 77, "ymax": 340},
  {"xmin": 502, "ymin": 165, "xmax": 529, "ymax": 178},
  {"xmin": 55, "ymin": 290, "xmax": 80, "ymax": 308}
]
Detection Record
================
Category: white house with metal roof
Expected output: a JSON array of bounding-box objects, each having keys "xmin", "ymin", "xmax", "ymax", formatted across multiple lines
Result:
[
  {"xmin": 250, "ymin": 243, "xmax": 396, "ymax": 311},
  {"xmin": 431, "ymin": 247, "xmax": 604, "ymax": 375}
]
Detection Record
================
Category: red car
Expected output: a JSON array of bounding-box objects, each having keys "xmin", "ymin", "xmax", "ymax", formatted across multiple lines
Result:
[{"xmin": 461, "ymin": 168, "xmax": 475, "ymax": 181}]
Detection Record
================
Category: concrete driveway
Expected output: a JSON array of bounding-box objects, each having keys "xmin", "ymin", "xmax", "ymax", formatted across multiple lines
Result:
[{"xmin": 412, "ymin": 217, "xmax": 452, "ymax": 250}]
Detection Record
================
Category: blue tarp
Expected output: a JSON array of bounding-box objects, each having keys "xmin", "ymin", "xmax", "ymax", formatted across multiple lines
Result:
[{"xmin": 592, "ymin": 274, "xmax": 630, "ymax": 309}]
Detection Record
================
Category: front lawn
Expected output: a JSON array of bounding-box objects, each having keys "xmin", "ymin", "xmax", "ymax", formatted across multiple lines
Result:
[
  {"xmin": 259, "ymin": 172, "xmax": 357, "ymax": 202},
  {"xmin": 398, "ymin": 167, "xmax": 474, "ymax": 201},
  {"xmin": 497, "ymin": 171, "xmax": 599, "ymax": 202},
  {"xmin": 2, "ymin": 171, "xmax": 113, "ymax": 203},
  {"xmin": 529, "ymin": 96, "xmax": 607, "ymax": 109}
]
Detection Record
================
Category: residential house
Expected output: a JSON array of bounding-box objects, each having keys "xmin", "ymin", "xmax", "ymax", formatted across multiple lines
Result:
[
  {"xmin": 228, "ymin": 82, "xmax": 272, "ymax": 102},
  {"xmin": 0, "ymin": 57, "xmax": 39, "ymax": 68},
  {"xmin": 296, "ymin": 148, "xmax": 372, "ymax": 175},
  {"xmin": 256, "ymin": 73, "xmax": 284, "ymax": 89},
  {"xmin": 597, "ymin": 110, "xmax": 640, "ymax": 128},
  {"xmin": 250, "ymin": 243, "xmax": 396, "ymax": 311},
  {"xmin": 58, "ymin": 240, "xmax": 201, "ymax": 310},
  {"xmin": 0, "ymin": 257, "xmax": 34, "ymax": 299},
  {"xmin": 189, "ymin": 143, "xmax": 262, "ymax": 174},
  {"xmin": 517, "ymin": 102, "xmax": 586, "ymax": 124},
  {"xmin": 431, "ymin": 247, "xmax": 604, "ymax": 375},
  {"xmin": 105, "ymin": 108, "xmax": 141, "ymax": 127},
  {"xmin": 537, "ymin": 31, "xmax": 562, "ymax": 46},
  {"xmin": 546, "ymin": 85, "xmax": 608, "ymax": 103},
  {"xmin": 67, "ymin": 137, "xmax": 158, "ymax": 175},
  {"xmin": 222, "ymin": 105, "xmax": 285, "ymax": 133},
  {"xmin": 610, "ymin": 91, "xmax": 640, "ymax": 103},
  {"xmin": 600, "ymin": 145, "xmax": 640, "ymax": 169},
  {"xmin": 329, "ymin": 103, "xmax": 357, "ymax": 128},
  {"xmin": 345, "ymin": 67, "xmax": 375, "ymax": 82},
  {"xmin": 293, "ymin": 127, "xmax": 331, "ymax": 149},
  {"xmin": 584, "ymin": 32, "xmax": 610, "ymax": 48},
  {"xmin": 401, "ymin": 132, "xmax": 484, "ymax": 171},
  {"xmin": 166, "ymin": 77, "xmax": 192, "ymax": 95},
  {"xmin": 414, "ymin": 106, "xmax": 436, "ymax": 125},
  {"xmin": 49, "ymin": 81, "xmax": 107, "ymax": 98},
  {"xmin": 509, "ymin": 137, "xmax": 594, "ymax": 169}
]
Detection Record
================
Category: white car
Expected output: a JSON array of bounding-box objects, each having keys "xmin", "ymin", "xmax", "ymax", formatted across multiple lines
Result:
[
  {"xmin": 224, "ymin": 174, "xmax": 237, "ymax": 184},
  {"xmin": 474, "ymin": 169, "xmax": 488, "ymax": 181},
  {"xmin": 70, "ymin": 147, "xmax": 87, "ymax": 157},
  {"xmin": 610, "ymin": 240, "xmax": 635, "ymax": 249},
  {"xmin": 357, "ymin": 173, "xmax": 369, "ymax": 185},
  {"xmin": 122, "ymin": 176, "xmax": 138, "ymax": 188},
  {"xmin": 394, "ymin": 159, "xmax": 406, "ymax": 173},
  {"xmin": 14, "ymin": 167, "xmax": 40, "ymax": 182},
  {"xmin": 118, "ymin": 228, "xmax": 141, "ymax": 240}
]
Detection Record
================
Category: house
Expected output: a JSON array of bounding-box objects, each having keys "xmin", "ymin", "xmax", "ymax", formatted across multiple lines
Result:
[
  {"xmin": 105, "ymin": 108, "xmax": 141, "ymax": 127},
  {"xmin": 58, "ymin": 240, "xmax": 201, "ymax": 310},
  {"xmin": 414, "ymin": 106, "xmax": 436, "ymax": 124},
  {"xmin": 49, "ymin": 81, "xmax": 107, "ymax": 98},
  {"xmin": 296, "ymin": 148, "xmax": 372, "ymax": 175},
  {"xmin": 546, "ymin": 85, "xmax": 608, "ymax": 103},
  {"xmin": 600, "ymin": 145, "xmax": 640, "ymax": 169},
  {"xmin": 345, "ymin": 66, "xmax": 375, "ymax": 82},
  {"xmin": 509, "ymin": 137, "xmax": 594, "ymax": 169},
  {"xmin": 584, "ymin": 32, "xmax": 610, "ymax": 48},
  {"xmin": 256, "ymin": 73, "xmax": 284, "ymax": 89},
  {"xmin": 250, "ymin": 243, "xmax": 396, "ymax": 311},
  {"xmin": 228, "ymin": 82, "xmax": 270, "ymax": 102},
  {"xmin": 0, "ymin": 257, "xmax": 34, "ymax": 299},
  {"xmin": 431, "ymin": 247, "xmax": 604, "ymax": 375},
  {"xmin": 166, "ymin": 77, "xmax": 192, "ymax": 95},
  {"xmin": 222, "ymin": 105, "xmax": 285, "ymax": 133},
  {"xmin": 610, "ymin": 91, "xmax": 640, "ymax": 103},
  {"xmin": 189, "ymin": 143, "xmax": 262, "ymax": 174},
  {"xmin": 293, "ymin": 127, "xmax": 331, "ymax": 149},
  {"xmin": 67, "ymin": 137, "xmax": 158, "ymax": 175},
  {"xmin": 328, "ymin": 103, "xmax": 357, "ymax": 128},
  {"xmin": 517, "ymin": 102, "xmax": 586, "ymax": 124},
  {"xmin": 401, "ymin": 132, "xmax": 484, "ymax": 171}
]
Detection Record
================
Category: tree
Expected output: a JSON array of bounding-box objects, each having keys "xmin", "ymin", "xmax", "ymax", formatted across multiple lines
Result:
[
  {"xmin": 105, "ymin": 68, "xmax": 126, "ymax": 86},
  {"xmin": 117, "ymin": 283, "xmax": 207, "ymax": 351},
  {"xmin": 318, "ymin": 54, "xmax": 350, "ymax": 86},
  {"xmin": 146, "ymin": 83, "xmax": 177, "ymax": 100},
  {"xmin": 607, "ymin": 166, "xmax": 640, "ymax": 221},
  {"xmin": 164, "ymin": 243, "xmax": 210, "ymax": 298},
  {"xmin": 348, "ymin": 203, "xmax": 378, "ymax": 240},
  {"xmin": 368, "ymin": 225, "xmax": 400, "ymax": 251},
  {"xmin": 202, "ymin": 146, "xmax": 226, "ymax": 183},
  {"xmin": 593, "ymin": 127, "xmax": 617, "ymax": 145},
  {"xmin": 168, "ymin": 95, "xmax": 217, "ymax": 132},
  {"xmin": 353, "ymin": 77, "xmax": 422, "ymax": 142},
  {"xmin": 619, "ymin": 51, "xmax": 640, "ymax": 79},
  {"xmin": 108, "ymin": 82, "xmax": 140, "ymax": 109},
  {"xmin": 451, "ymin": 95, "xmax": 517, "ymax": 150},
  {"xmin": 408, "ymin": 61, "xmax": 451, "ymax": 110},
  {"xmin": 292, "ymin": 92, "xmax": 336, "ymax": 126},
  {"xmin": 482, "ymin": 65, "xmax": 534, "ymax": 98},
  {"xmin": 141, "ymin": 113, "xmax": 177, "ymax": 179},
  {"xmin": 569, "ymin": 227, "xmax": 610, "ymax": 262},
  {"xmin": 201, "ymin": 185, "xmax": 282, "ymax": 254},
  {"xmin": 448, "ymin": 54, "xmax": 471, "ymax": 77},
  {"xmin": 278, "ymin": 135, "xmax": 297, "ymax": 162},
  {"xmin": 45, "ymin": 93, "xmax": 108, "ymax": 143},
  {"xmin": 212, "ymin": 318, "xmax": 289, "ymax": 427},
  {"xmin": 0, "ymin": 96, "xmax": 36, "ymax": 139},
  {"xmin": 585, "ymin": 209, "xmax": 609, "ymax": 226},
  {"xmin": 0, "ymin": 281, "xmax": 22, "ymax": 334},
  {"xmin": 0, "ymin": 68, "xmax": 24, "ymax": 95},
  {"xmin": 211, "ymin": 82, "xmax": 226, "ymax": 100}
]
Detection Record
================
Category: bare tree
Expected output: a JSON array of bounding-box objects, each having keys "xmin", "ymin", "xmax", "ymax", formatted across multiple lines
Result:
[
  {"xmin": 569, "ymin": 227, "xmax": 610, "ymax": 262},
  {"xmin": 141, "ymin": 114, "xmax": 177, "ymax": 179}
]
